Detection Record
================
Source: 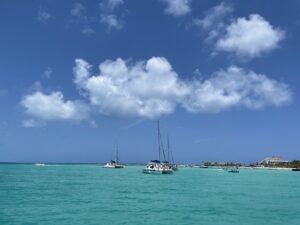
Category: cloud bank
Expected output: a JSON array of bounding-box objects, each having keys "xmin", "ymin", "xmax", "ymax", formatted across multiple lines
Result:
[
  {"xmin": 21, "ymin": 56, "xmax": 292, "ymax": 126},
  {"xmin": 73, "ymin": 57, "xmax": 291, "ymax": 117},
  {"xmin": 183, "ymin": 66, "xmax": 291, "ymax": 113}
]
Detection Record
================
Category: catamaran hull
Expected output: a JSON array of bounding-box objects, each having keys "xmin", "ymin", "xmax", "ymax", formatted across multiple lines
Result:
[
  {"xmin": 228, "ymin": 170, "xmax": 239, "ymax": 173},
  {"xmin": 103, "ymin": 164, "xmax": 124, "ymax": 168},
  {"xmin": 143, "ymin": 169, "xmax": 173, "ymax": 174},
  {"xmin": 104, "ymin": 166, "xmax": 124, "ymax": 168}
]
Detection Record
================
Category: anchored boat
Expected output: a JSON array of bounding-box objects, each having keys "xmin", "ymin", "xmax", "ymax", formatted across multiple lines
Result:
[
  {"xmin": 104, "ymin": 144, "xmax": 124, "ymax": 168},
  {"xmin": 143, "ymin": 121, "xmax": 173, "ymax": 175},
  {"xmin": 228, "ymin": 166, "xmax": 239, "ymax": 173},
  {"xmin": 143, "ymin": 160, "xmax": 173, "ymax": 174}
]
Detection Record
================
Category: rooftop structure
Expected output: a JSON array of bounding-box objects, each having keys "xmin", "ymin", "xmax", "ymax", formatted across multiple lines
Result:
[{"xmin": 260, "ymin": 156, "xmax": 288, "ymax": 165}]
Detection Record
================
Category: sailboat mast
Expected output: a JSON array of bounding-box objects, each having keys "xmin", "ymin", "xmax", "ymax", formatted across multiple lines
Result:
[
  {"xmin": 157, "ymin": 120, "xmax": 161, "ymax": 162},
  {"xmin": 167, "ymin": 135, "xmax": 170, "ymax": 163},
  {"xmin": 115, "ymin": 143, "xmax": 119, "ymax": 163}
]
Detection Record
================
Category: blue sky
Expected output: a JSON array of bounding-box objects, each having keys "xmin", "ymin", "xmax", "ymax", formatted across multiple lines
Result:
[{"xmin": 1, "ymin": 0, "xmax": 300, "ymax": 163}]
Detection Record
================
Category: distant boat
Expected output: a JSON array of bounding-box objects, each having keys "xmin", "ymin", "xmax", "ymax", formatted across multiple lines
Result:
[
  {"xmin": 143, "ymin": 121, "xmax": 173, "ymax": 174},
  {"xmin": 143, "ymin": 160, "xmax": 173, "ymax": 174},
  {"xmin": 199, "ymin": 165, "xmax": 208, "ymax": 169},
  {"xmin": 104, "ymin": 144, "xmax": 124, "ymax": 168},
  {"xmin": 292, "ymin": 168, "xmax": 300, "ymax": 171},
  {"xmin": 35, "ymin": 163, "xmax": 45, "ymax": 166},
  {"xmin": 227, "ymin": 166, "xmax": 239, "ymax": 173}
]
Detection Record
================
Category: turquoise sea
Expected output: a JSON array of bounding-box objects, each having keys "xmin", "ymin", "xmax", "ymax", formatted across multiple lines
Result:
[{"xmin": 0, "ymin": 164, "xmax": 299, "ymax": 225}]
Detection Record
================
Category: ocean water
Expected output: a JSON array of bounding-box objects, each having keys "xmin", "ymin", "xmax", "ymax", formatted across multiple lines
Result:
[{"xmin": 0, "ymin": 164, "xmax": 299, "ymax": 225}]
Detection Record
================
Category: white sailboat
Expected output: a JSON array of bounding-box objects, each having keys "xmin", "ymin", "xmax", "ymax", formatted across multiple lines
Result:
[
  {"xmin": 104, "ymin": 144, "xmax": 124, "ymax": 168},
  {"xmin": 143, "ymin": 121, "xmax": 173, "ymax": 174}
]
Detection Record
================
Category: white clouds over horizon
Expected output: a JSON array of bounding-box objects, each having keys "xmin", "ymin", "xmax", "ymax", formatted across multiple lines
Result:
[
  {"xmin": 160, "ymin": 0, "xmax": 192, "ymax": 16},
  {"xmin": 21, "ymin": 56, "xmax": 292, "ymax": 126},
  {"xmin": 73, "ymin": 57, "xmax": 188, "ymax": 118},
  {"xmin": 73, "ymin": 57, "xmax": 292, "ymax": 117},
  {"xmin": 183, "ymin": 66, "xmax": 291, "ymax": 113}
]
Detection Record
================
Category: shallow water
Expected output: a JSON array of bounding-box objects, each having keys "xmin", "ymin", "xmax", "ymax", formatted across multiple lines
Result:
[{"xmin": 0, "ymin": 164, "xmax": 299, "ymax": 225}]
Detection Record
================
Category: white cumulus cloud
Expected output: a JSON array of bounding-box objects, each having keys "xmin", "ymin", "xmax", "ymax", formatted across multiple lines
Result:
[
  {"xmin": 216, "ymin": 14, "xmax": 285, "ymax": 58},
  {"xmin": 21, "ymin": 91, "xmax": 89, "ymax": 122},
  {"xmin": 160, "ymin": 0, "xmax": 191, "ymax": 16},
  {"xmin": 194, "ymin": 3, "xmax": 285, "ymax": 59},
  {"xmin": 21, "ymin": 57, "xmax": 292, "ymax": 125},
  {"xmin": 183, "ymin": 66, "xmax": 292, "ymax": 113},
  {"xmin": 73, "ymin": 57, "xmax": 291, "ymax": 118},
  {"xmin": 73, "ymin": 57, "xmax": 189, "ymax": 118}
]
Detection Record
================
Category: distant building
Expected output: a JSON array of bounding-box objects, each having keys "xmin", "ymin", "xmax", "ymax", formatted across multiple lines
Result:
[{"xmin": 260, "ymin": 156, "xmax": 288, "ymax": 165}]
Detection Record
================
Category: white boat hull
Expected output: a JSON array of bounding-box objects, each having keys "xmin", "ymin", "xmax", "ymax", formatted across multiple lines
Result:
[
  {"xmin": 35, "ymin": 163, "xmax": 45, "ymax": 166},
  {"xmin": 103, "ymin": 163, "xmax": 124, "ymax": 168},
  {"xmin": 143, "ymin": 169, "xmax": 173, "ymax": 174}
]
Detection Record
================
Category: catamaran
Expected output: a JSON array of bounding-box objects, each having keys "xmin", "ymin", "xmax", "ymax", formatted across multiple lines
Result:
[
  {"xmin": 104, "ymin": 144, "xmax": 124, "ymax": 168},
  {"xmin": 143, "ymin": 121, "xmax": 173, "ymax": 174}
]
